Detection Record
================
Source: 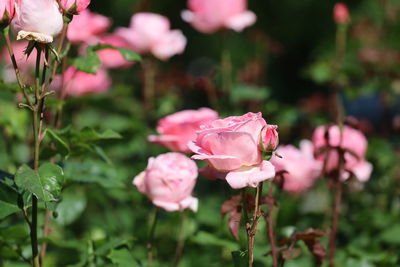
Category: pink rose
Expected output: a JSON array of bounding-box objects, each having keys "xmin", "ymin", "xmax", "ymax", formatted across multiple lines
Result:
[
  {"xmin": 59, "ymin": 0, "xmax": 90, "ymax": 14},
  {"xmin": 148, "ymin": 108, "xmax": 218, "ymax": 153},
  {"xmin": 333, "ymin": 3, "xmax": 350, "ymax": 24},
  {"xmin": 271, "ymin": 140, "xmax": 322, "ymax": 193},
  {"xmin": 181, "ymin": 0, "xmax": 256, "ymax": 34},
  {"xmin": 12, "ymin": 0, "xmax": 63, "ymax": 43},
  {"xmin": 52, "ymin": 66, "xmax": 111, "ymax": 97},
  {"xmin": 96, "ymin": 34, "xmax": 134, "ymax": 69},
  {"xmin": 262, "ymin": 125, "xmax": 279, "ymax": 152},
  {"xmin": 189, "ymin": 112, "xmax": 276, "ymax": 189},
  {"xmin": 0, "ymin": 0, "xmax": 16, "ymax": 25},
  {"xmin": 133, "ymin": 152, "xmax": 199, "ymax": 212},
  {"xmin": 1, "ymin": 41, "xmax": 43, "ymax": 82},
  {"xmin": 67, "ymin": 9, "xmax": 111, "ymax": 44},
  {"xmin": 116, "ymin": 13, "xmax": 187, "ymax": 60},
  {"xmin": 313, "ymin": 125, "xmax": 372, "ymax": 182}
]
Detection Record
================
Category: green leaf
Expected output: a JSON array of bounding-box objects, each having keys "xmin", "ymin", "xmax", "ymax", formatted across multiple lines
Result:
[
  {"xmin": 91, "ymin": 44, "xmax": 141, "ymax": 62},
  {"xmin": 191, "ymin": 231, "xmax": 239, "ymax": 250},
  {"xmin": 115, "ymin": 47, "xmax": 141, "ymax": 61},
  {"xmin": 380, "ymin": 224, "xmax": 400, "ymax": 245},
  {"xmin": 54, "ymin": 188, "xmax": 87, "ymax": 226},
  {"xmin": 231, "ymin": 84, "xmax": 270, "ymax": 104},
  {"xmin": 232, "ymin": 250, "xmax": 247, "ymax": 267},
  {"xmin": 0, "ymin": 181, "xmax": 20, "ymax": 219},
  {"xmin": 45, "ymin": 129, "xmax": 70, "ymax": 158},
  {"xmin": 73, "ymin": 49, "xmax": 101, "ymax": 74},
  {"xmin": 95, "ymin": 238, "xmax": 128, "ymax": 256},
  {"xmin": 108, "ymin": 248, "xmax": 139, "ymax": 267},
  {"xmin": 71, "ymin": 128, "xmax": 122, "ymax": 143},
  {"xmin": 15, "ymin": 163, "xmax": 64, "ymax": 203}
]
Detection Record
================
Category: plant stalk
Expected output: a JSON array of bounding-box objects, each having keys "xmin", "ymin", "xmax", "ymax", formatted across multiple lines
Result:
[
  {"xmin": 147, "ymin": 207, "xmax": 160, "ymax": 267},
  {"xmin": 247, "ymin": 182, "xmax": 263, "ymax": 267},
  {"xmin": 172, "ymin": 211, "xmax": 187, "ymax": 267},
  {"xmin": 266, "ymin": 181, "xmax": 278, "ymax": 267}
]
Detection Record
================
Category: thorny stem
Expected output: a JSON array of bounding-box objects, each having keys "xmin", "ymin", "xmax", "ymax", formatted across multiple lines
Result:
[
  {"xmin": 247, "ymin": 182, "xmax": 263, "ymax": 267},
  {"xmin": 266, "ymin": 182, "xmax": 278, "ymax": 267},
  {"xmin": 2, "ymin": 26, "xmax": 32, "ymax": 107},
  {"xmin": 147, "ymin": 208, "xmax": 160, "ymax": 267},
  {"xmin": 172, "ymin": 211, "xmax": 188, "ymax": 267}
]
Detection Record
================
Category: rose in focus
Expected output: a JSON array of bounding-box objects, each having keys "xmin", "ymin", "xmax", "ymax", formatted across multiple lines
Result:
[
  {"xmin": 148, "ymin": 108, "xmax": 218, "ymax": 153},
  {"xmin": 12, "ymin": 0, "xmax": 63, "ymax": 43},
  {"xmin": 189, "ymin": 112, "xmax": 276, "ymax": 189},
  {"xmin": 133, "ymin": 152, "xmax": 198, "ymax": 212}
]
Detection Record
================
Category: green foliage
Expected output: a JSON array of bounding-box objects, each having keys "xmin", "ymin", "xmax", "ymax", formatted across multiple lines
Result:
[{"xmin": 14, "ymin": 163, "xmax": 64, "ymax": 203}]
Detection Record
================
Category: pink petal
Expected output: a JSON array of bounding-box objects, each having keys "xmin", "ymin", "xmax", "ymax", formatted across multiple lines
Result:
[
  {"xmin": 351, "ymin": 161, "xmax": 373, "ymax": 183},
  {"xmin": 225, "ymin": 161, "xmax": 276, "ymax": 189},
  {"xmin": 225, "ymin": 11, "xmax": 256, "ymax": 32}
]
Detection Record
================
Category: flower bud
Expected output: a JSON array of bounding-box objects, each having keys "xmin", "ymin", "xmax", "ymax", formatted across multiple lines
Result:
[
  {"xmin": 12, "ymin": 0, "xmax": 63, "ymax": 43},
  {"xmin": 262, "ymin": 125, "xmax": 279, "ymax": 152},
  {"xmin": 333, "ymin": 3, "xmax": 350, "ymax": 24},
  {"xmin": 59, "ymin": 0, "xmax": 90, "ymax": 15},
  {"xmin": 0, "ymin": 0, "xmax": 16, "ymax": 26}
]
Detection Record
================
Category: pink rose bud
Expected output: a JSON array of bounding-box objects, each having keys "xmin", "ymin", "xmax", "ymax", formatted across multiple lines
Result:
[
  {"xmin": 333, "ymin": 3, "xmax": 350, "ymax": 24},
  {"xmin": 148, "ymin": 108, "xmax": 218, "ymax": 153},
  {"xmin": 313, "ymin": 125, "xmax": 372, "ymax": 182},
  {"xmin": 271, "ymin": 140, "xmax": 322, "ymax": 193},
  {"xmin": 0, "ymin": 0, "xmax": 16, "ymax": 26},
  {"xmin": 116, "ymin": 12, "xmax": 187, "ymax": 60},
  {"xmin": 133, "ymin": 153, "xmax": 199, "ymax": 212},
  {"xmin": 67, "ymin": 9, "xmax": 111, "ymax": 44},
  {"xmin": 59, "ymin": 0, "xmax": 90, "ymax": 15},
  {"xmin": 262, "ymin": 125, "xmax": 279, "ymax": 152},
  {"xmin": 181, "ymin": 0, "xmax": 256, "ymax": 34},
  {"xmin": 51, "ymin": 66, "xmax": 111, "ymax": 97},
  {"xmin": 11, "ymin": 0, "xmax": 63, "ymax": 43},
  {"xmin": 189, "ymin": 112, "xmax": 276, "ymax": 189}
]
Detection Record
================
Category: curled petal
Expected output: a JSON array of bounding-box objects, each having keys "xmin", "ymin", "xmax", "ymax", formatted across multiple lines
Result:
[
  {"xmin": 225, "ymin": 160, "xmax": 276, "ymax": 189},
  {"xmin": 153, "ymin": 196, "xmax": 198, "ymax": 212}
]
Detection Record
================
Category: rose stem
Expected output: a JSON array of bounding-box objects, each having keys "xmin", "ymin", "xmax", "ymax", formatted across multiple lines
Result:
[
  {"xmin": 147, "ymin": 207, "xmax": 160, "ymax": 267},
  {"xmin": 172, "ymin": 211, "xmax": 188, "ymax": 267},
  {"xmin": 266, "ymin": 181, "xmax": 278, "ymax": 267},
  {"xmin": 247, "ymin": 182, "xmax": 263, "ymax": 267}
]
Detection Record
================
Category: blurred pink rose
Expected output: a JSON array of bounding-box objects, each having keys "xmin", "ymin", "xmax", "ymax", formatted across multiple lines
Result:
[
  {"xmin": 1, "ymin": 41, "xmax": 45, "ymax": 83},
  {"xmin": 189, "ymin": 112, "xmax": 276, "ymax": 189},
  {"xmin": 96, "ymin": 34, "xmax": 134, "ymax": 69},
  {"xmin": 313, "ymin": 125, "xmax": 372, "ymax": 182},
  {"xmin": 148, "ymin": 108, "xmax": 218, "ymax": 153},
  {"xmin": 262, "ymin": 125, "xmax": 279, "ymax": 152},
  {"xmin": 116, "ymin": 12, "xmax": 187, "ymax": 60},
  {"xmin": 0, "ymin": 0, "xmax": 16, "ymax": 25},
  {"xmin": 52, "ymin": 66, "xmax": 111, "ymax": 97},
  {"xmin": 271, "ymin": 140, "xmax": 322, "ymax": 193},
  {"xmin": 12, "ymin": 0, "xmax": 63, "ymax": 43},
  {"xmin": 133, "ymin": 152, "xmax": 199, "ymax": 212},
  {"xmin": 333, "ymin": 3, "xmax": 350, "ymax": 24},
  {"xmin": 60, "ymin": 0, "xmax": 90, "ymax": 14},
  {"xmin": 181, "ymin": 0, "xmax": 256, "ymax": 33},
  {"xmin": 67, "ymin": 9, "xmax": 111, "ymax": 44}
]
